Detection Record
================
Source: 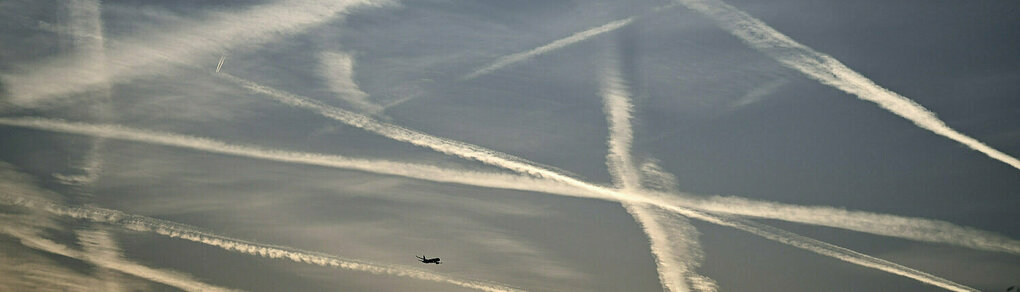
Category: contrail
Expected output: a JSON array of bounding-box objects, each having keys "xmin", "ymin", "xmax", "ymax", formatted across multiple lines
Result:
[
  {"xmin": 0, "ymin": 224, "xmax": 236, "ymax": 292},
  {"xmin": 0, "ymin": 117, "xmax": 594, "ymax": 200},
  {"xmin": 462, "ymin": 18, "xmax": 634, "ymax": 80},
  {"xmin": 0, "ymin": 186, "xmax": 522, "ymax": 292},
  {"xmin": 660, "ymin": 193, "xmax": 1020, "ymax": 256},
  {"xmin": 318, "ymin": 50, "xmax": 384, "ymax": 115},
  {"xmin": 601, "ymin": 58, "xmax": 641, "ymax": 191},
  {"xmin": 601, "ymin": 58, "xmax": 715, "ymax": 292},
  {"xmin": 625, "ymin": 204, "xmax": 717, "ymax": 292},
  {"xmin": 674, "ymin": 0, "xmax": 1020, "ymax": 171},
  {"xmin": 216, "ymin": 56, "xmax": 226, "ymax": 73},
  {"xmin": 664, "ymin": 208, "xmax": 977, "ymax": 292},
  {"xmin": 3, "ymin": 0, "xmax": 392, "ymax": 107},
  {"xmin": 0, "ymin": 117, "xmax": 1004, "ymax": 288}
]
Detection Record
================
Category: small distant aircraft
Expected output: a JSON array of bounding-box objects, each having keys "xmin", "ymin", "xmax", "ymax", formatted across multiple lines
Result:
[{"xmin": 416, "ymin": 255, "xmax": 441, "ymax": 264}]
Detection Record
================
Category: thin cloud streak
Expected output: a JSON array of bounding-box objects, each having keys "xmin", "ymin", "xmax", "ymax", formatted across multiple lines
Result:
[
  {"xmin": 675, "ymin": 0, "xmax": 1020, "ymax": 171},
  {"xmin": 463, "ymin": 18, "xmax": 634, "ymax": 80},
  {"xmin": 3, "ymin": 0, "xmax": 391, "ymax": 107},
  {"xmin": 601, "ymin": 60, "xmax": 715, "ymax": 292},
  {"xmin": 0, "ymin": 186, "xmax": 522, "ymax": 292}
]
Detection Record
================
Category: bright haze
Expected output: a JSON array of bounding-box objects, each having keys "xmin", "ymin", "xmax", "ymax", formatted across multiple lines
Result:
[{"xmin": 1, "ymin": 0, "xmax": 1018, "ymax": 291}]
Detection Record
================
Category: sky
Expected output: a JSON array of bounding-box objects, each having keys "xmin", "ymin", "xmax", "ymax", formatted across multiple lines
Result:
[{"xmin": 0, "ymin": 0, "xmax": 1018, "ymax": 291}]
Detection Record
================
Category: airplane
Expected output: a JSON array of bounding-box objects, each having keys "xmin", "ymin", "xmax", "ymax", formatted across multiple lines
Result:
[{"xmin": 416, "ymin": 255, "xmax": 441, "ymax": 264}]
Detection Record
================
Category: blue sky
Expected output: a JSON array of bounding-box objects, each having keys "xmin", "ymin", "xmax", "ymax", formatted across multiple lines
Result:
[{"xmin": 1, "ymin": 0, "xmax": 1018, "ymax": 291}]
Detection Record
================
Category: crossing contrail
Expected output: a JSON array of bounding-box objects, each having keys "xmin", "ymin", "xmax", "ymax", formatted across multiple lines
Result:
[
  {"xmin": 601, "ymin": 59, "xmax": 715, "ymax": 292},
  {"xmin": 227, "ymin": 67, "xmax": 978, "ymax": 288},
  {"xmin": 0, "ymin": 117, "xmax": 1001, "ymax": 289},
  {"xmin": 3, "ymin": 0, "xmax": 391, "ymax": 107},
  {"xmin": 674, "ymin": 0, "xmax": 1020, "ymax": 171}
]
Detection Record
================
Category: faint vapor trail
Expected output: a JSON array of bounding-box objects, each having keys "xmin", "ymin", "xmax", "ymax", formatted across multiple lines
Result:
[
  {"xmin": 675, "ymin": 0, "xmax": 1020, "ymax": 171},
  {"xmin": 601, "ymin": 58, "xmax": 714, "ymax": 292},
  {"xmin": 3, "ymin": 0, "xmax": 391, "ymax": 107},
  {"xmin": 0, "ymin": 190, "xmax": 522, "ymax": 292},
  {"xmin": 463, "ymin": 18, "xmax": 634, "ymax": 80}
]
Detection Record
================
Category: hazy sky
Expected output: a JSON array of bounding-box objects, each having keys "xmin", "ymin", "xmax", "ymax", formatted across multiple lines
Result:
[{"xmin": 1, "ymin": 0, "xmax": 1018, "ymax": 291}]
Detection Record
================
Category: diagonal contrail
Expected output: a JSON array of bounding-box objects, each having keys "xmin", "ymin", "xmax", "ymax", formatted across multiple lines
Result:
[
  {"xmin": 601, "ymin": 58, "xmax": 716, "ymax": 292},
  {"xmin": 3, "ymin": 0, "xmax": 392, "ymax": 107},
  {"xmin": 0, "ymin": 117, "xmax": 983, "ymax": 289},
  {"xmin": 674, "ymin": 0, "xmax": 1020, "ymax": 171},
  {"xmin": 0, "ymin": 177, "xmax": 522, "ymax": 292},
  {"xmin": 462, "ymin": 17, "xmax": 634, "ymax": 80}
]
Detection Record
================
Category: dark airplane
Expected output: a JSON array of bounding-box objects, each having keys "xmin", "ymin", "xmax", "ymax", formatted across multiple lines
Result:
[{"xmin": 416, "ymin": 255, "xmax": 441, "ymax": 264}]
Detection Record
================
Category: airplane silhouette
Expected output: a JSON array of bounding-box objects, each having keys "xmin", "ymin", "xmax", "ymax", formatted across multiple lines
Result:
[{"xmin": 416, "ymin": 255, "xmax": 441, "ymax": 264}]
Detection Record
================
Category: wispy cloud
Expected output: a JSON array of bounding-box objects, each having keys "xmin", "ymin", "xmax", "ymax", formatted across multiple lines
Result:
[
  {"xmin": 3, "ymin": 0, "xmax": 392, "ymax": 107},
  {"xmin": 317, "ymin": 50, "xmax": 384, "ymax": 115},
  {"xmin": 675, "ymin": 0, "xmax": 1020, "ymax": 171}
]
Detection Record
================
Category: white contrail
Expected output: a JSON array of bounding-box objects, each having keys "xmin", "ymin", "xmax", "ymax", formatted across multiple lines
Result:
[
  {"xmin": 3, "ymin": 0, "xmax": 392, "ymax": 107},
  {"xmin": 675, "ymin": 0, "xmax": 1020, "ymax": 171},
  {"xmin": 601, "ymin": 59, "xmax": 714, "ymax": 292},
  {"xmin": 463, "ymin": 18, "xmax": 634, "ymax": 80},
  {"xmin": 318, "ymin": 50, "xmax": 384, "ymax": 115},
  {"xmin": 216, "ymin": 56, "xmax": 226, "ymax": 73},
  {"xmin": 661, "ymin": 193, "xmax": 1020, "ymax": 256},
  {"xmin": 0, "ymin": 225, "xmax": 236, "ymax": 292},
  {"xmin": 0, "ymin": 117, "xmax": 1002, "ymax": 288},
  {"xmin": 601, "ymin": 59, "xmax": 641, "ymax": 191},
  {"xmin": 0, "ymin": 193, "xmax": 521, "ymax": 292},
  {"xmin": 665, "ymin": 208, "xmax": 977, "ymax": 292},
  {"xmin": 0, "ymin": 117, "xmax": 594, "ymax": 200}
]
